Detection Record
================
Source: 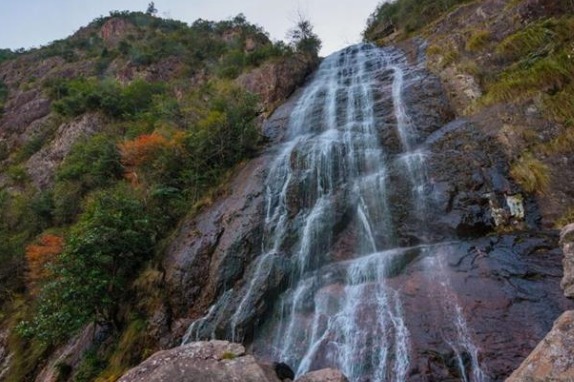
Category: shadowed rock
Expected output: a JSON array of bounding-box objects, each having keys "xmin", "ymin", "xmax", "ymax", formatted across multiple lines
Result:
[{"xmin": 561, "ymin": 223, "xmax": 574, "ymax": 298}]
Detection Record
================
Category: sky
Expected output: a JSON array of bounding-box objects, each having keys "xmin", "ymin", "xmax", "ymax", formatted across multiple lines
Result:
[{"xmin": 0, "ymin": 0, "xmax": 383, "ymax": 57}]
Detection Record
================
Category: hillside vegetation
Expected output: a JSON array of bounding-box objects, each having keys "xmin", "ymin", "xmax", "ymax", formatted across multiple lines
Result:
[
  {"xmin": 364, "ymin": 0, "xmax": 574, "ymax": 228},
  {"xmin": 0, "ymin": 9, "xmax": 319, "ymax": 381}
]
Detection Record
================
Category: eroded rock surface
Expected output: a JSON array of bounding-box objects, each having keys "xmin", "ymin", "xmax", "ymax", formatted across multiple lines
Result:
[
  {"xmin": 163, "ymin": 94, "xmax": 302, "ymax": 344},
  {"xmin": 506, "ymin": 310, "xmax": 574, "ymax": 382},
  {"xmin": 294, "ymin": 368, "xmax": 349, "ymax": 382},
  {"xmin": 236, "ymin": 56, "xmax": 317, "ymax": 113},
  {"xmin": 26, "ymin": 113, "xmax": 105, "ymax": 188},
  {"xmin": 118, "ymin": 340, "xmax": 280, "ymax": 382},
  {"xmin": 561, "ymin": 223, "xmax": 574, "ymax": 298},
  {"xmin": 118, "ymin": 340, "xmax": 347, "ymax": 382}
]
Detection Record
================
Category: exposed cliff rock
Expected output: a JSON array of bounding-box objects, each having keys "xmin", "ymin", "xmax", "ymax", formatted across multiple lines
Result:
[
  {"xmin": 294, "ymin": 368, "xmax": 349, "ymax": 382},
  {"xmin": 26, "ymin": 113, "xmax": 105, "ymax": 188},
  {"xmin": 236, "ymin": 55, "xmax": 317, "ymax": 114},
  {"xmin": 34, "ymin": 325, "xmax": 100, "ymax": 382},
  {"xmin": 561, "ymin": 223, "xmax": 574, "ymax": 298},
  {"xmin": 506, "ymin": 310, "xmax": 574, "ymax": 382},
  {"xmin": 118, "ymin": 340, "xmax": 280, "ymax": 382},
  {"xmin": 163, "ymin": 92, "xmax": 302, "ymax": 344},
  {"xmin": 118, "ymin": 340, "xmax": 348, "ymax": 382}
]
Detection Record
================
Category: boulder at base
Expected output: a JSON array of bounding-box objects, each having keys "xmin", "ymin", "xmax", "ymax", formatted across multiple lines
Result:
[
  {"xmin": 118, "ymin": 340, "xmax": 348, "ymax": 382},
  {"xmin": 506, "ymin": 310, "xmax": 574, "ymax": 381}
]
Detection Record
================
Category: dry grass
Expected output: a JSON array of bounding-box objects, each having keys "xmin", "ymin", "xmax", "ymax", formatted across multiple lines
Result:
[
  {"xmin": 510, "ymin": 153, "xmax": 551, "ymax": 194},
  {"xmin": 466, "ymin": 29, "xmax": 491, "ymax": 52},
  {"xmin": 556, "ymin": 207, "xmax": 574, "ymax": 228}
]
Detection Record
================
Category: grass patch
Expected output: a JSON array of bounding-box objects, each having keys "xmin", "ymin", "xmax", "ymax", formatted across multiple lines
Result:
[
  {"xmin": 483, "ymin": 16, "xmax": 574, "ymax": 110},
  {"xmin": 556, "ymin": 206, "xmax": 574, "ymax": 228},
  {"xmin": 510, "ymin": 153, "xmax": 551, "ymax": 194},
  {"xmin": 466, "ymin": 29, "xmax": 491, "ymax": 52},
  {"xmin": 95, "ymin": 319, "xmax": 152, "ymax": 382},
  {"xmin": 536, "ymin": 127, "xmax": 574, "ymax": 156}
]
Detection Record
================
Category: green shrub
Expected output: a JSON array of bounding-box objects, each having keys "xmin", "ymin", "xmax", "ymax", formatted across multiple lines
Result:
[
  {"xmin": 49, "ymin": 78, "xmax": 165, "ymax": 119},
  {"xmin": 0, "ymin": 80, "xmax": 8, "ymax": 114},
  {"xmin": 20, "ymin": 184, "xmax": 157, "ymax": 343},
  {"xmin": 364, "ymin": 0, "xmax": 474, "ymax": 39}
]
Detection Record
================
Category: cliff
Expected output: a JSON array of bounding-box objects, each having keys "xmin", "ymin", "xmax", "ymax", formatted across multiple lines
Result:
[
  {"xmin": 1, "ymin": 1, "xmax": 574, "ymax": 381},
  {"xmin": 0, "ymin": 10, "xmax": 317, "ymax": 381}
]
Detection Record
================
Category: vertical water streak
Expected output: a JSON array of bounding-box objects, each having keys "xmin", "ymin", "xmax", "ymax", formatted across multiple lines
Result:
[{"xmin": 183, "ymin": 43, "xmax": 486, "ymax": 382}]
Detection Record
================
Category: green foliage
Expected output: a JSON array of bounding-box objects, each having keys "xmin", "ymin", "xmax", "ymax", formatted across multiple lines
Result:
[
  {"xmin": 0, "ymin": 80, "xmax": 8, "ymax": 114},
  {"xmin": 96, "ymin": 318, "xmax": 152, "ymax": 380},
  {"xmin": 49, "ymin": 78, "xmax": 166, "ymax": 119},
  {"xmin": 3, "ymin": 11, "xmax": 281, "ymax": 376},
  {"xmin": 0, "ymin": 48, "xmax": 18, "ymax": 63},
  {"xmin": 19, "ymin": 184, "xmax": 156, "ymax": 343},
  {"xmin": 52, "ymin": 134, "xmax": 123, "ymax": 225},
  {"xmin": 364, "ymin": 0, "xmax": 474, "ymax": 39},
  {"xmin": 74, "ymin": 348, "xmax": 107, "ymax": 382},
  {"xmin": 146, "ymin": 2, "xmax": 157, "ymax": 16},
  {"xmin": 483, "ymin": 16, "xmax": 574, "ymax": 125},
  {"xmin": 3, "ymin": 297, "xmax": 50, "ymax": 382},
  {"xmin": 287, "ymin": 17, "xmax": 322, "ymax": 57}
]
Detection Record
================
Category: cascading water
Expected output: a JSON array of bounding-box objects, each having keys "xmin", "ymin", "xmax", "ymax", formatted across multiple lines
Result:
[{"xmin": 183, "ymin": 43, "xmax": 488, "ymax": 381}]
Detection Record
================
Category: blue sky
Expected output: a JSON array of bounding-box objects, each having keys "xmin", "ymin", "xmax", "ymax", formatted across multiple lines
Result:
[{"xmin": 0, "ymin": 0, "xmax": 382, "ymax": 56}]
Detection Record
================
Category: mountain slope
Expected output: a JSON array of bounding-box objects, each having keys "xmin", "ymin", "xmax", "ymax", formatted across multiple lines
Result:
[{"xmin": 0, "ymin": 10, "xmax": 318, "ymax": 381}]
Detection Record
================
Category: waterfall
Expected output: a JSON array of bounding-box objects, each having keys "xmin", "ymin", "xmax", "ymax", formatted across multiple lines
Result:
[{"xmin": 183, "ymin": 43, "xmax": 487, "ymax": 381}]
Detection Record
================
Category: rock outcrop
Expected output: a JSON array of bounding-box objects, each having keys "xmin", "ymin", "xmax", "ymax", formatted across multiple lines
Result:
[
  {"xmin": 26, "ymin": 113, "xmax": 105, "ymax": 188},
  {"xmin": 506, "ymin": 310, "xmax": 574, "ymax": 381},
  {"xmin": 505, "ymin": 223, "xmax": 574, "ymax": 381},
  {"xmin": 118, "ymin": 341, "xmax": 280, "ymax": 382},
  {"xmin": 163, "ymin": 93, "xmax": 302, "ymax": 344},
  {"xmin": 236, "ymin": 56, "xmax": 317, "ymax": 113},
  {"xmin": 561, "ymin": 223, "xmax": 574, "ymax": 298},
  {"xmin": 294, "ymin": 369, "xmax": 349, "ymax": 382},
  {"xmin": 118, "ymin": 340, "xmax": 348, "ymax": 382}
]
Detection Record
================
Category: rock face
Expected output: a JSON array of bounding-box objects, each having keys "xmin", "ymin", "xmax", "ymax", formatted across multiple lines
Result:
[
  {"xmin": 506, "ymin": 310, "xmax": 574, "ymax": 382},
  {"xmin": 561, "ymin": 223, "xmax": 574, "ymax": 298},
  {"xmin": 162, "ymin": 92, "xmax": 302, "ymax": 344},
  {"xmin": 118, "ymin": 340, "xmax": 280, "ymax": 382},
  {"xmin": 26, "ymin": 113, "xmax": 105, "ymax": 188},
  {"xmin": 118, "ymin": 340, "xmax": 348, "ymax": 382},
  {"xmin": 163, "ymin": 44, "xmax": 573, "ymax": 381},
  {"xmin": 505, "ymin": 223, "xmax": 574, "ymax": 381},
  {"xmin": 294, "ymin": 369, "xmax": 349, "ymax": 382},
  {"xmin": 236, "ymin": 56, "xmax": 317, "ymax": 113}
]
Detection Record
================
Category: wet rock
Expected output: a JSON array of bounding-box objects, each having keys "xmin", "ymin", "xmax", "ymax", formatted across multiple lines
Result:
[
  {"xmin": 163, "ymin": 156, "xmax": 266, "ymax": 320},
  {"xmin": 399, "ymin": 232, "xmax": 573, "ymax": 381},
  {"xmin": 118, "ymin": 340, "xmax": 281, "ymax": 382},
  {"xmin": 274, "ymin": 362, "xmax": 295, "ymax": 380},
  {"xmin": 506, "ymin": 310, "xmax": 574, "ymax": 382},
  {"xmin": 294, "ymin": 368, "xmax": 349, "ymax": 382},
  {"xmin": 561, "ymin": 223, "xmax": 574, "ymax": 298},
  {"xmin": 163, "ymin": 94, "xmax": 302, "ymax": 342},
  {"xmin": 402, "ymin": 72, "xmax": 454, "ymax": 143},
  {"xmin": 423, "ymin": 118, "xmax": 530, "ymax": 239}
]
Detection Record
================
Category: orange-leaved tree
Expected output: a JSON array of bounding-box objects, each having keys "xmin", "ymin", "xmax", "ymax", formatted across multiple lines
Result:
[
  {"xmin": 25, "ymin": 234, "xmax": 64, "ymax": 296},
  {"xmin": 118, "ymin": 133, "xmax": 176, "ymax": 185}
]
